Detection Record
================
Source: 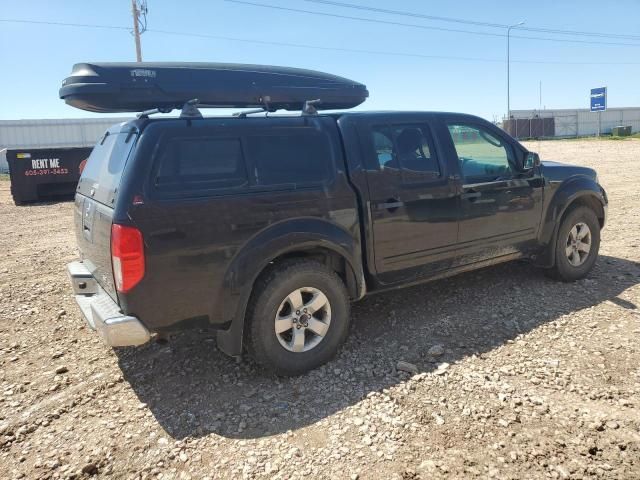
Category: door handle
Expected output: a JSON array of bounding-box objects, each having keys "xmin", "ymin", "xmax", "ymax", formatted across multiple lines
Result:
[
  {"xmin": 461, "ymin": 191, "xmax": 482, "ymax": 202},
  {"xmin": 378, "ymin": 198, "xmax": 404, "ymax": 211},
  {"xmin": 149, "ymin": 228, "xmax": 186, "ymax": 241}
]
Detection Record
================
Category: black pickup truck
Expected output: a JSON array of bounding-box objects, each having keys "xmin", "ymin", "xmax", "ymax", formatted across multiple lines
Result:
[{"xmin": 64, "ymin": 63, "xmax": 607, "ymax": 375}]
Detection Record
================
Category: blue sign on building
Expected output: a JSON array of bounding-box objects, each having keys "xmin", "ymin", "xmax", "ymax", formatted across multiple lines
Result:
[{"xmin": 590, "ymin": 87, "xmax": 607, "ymax": 112}]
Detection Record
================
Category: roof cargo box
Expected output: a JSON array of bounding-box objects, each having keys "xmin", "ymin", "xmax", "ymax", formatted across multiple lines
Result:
[{"xmin": 60, "ymin": 62, "xmax": 369, "ymax": 113}]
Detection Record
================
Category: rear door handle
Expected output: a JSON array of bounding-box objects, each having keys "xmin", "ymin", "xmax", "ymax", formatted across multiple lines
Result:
[
  {"xmin": 461, "ymin": 191, "xmax": 482, "ymax": 201},
  {"xmin": 149, "ymin": 228, "xmax": 186, "ymax": 241},
  {"xmin": 378, "ymin": 199, "xmax": 404, "ymax": 211}
]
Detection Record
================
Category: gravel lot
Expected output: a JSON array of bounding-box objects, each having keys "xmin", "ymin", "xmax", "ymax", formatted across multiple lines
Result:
[{"xmin": 1, "ymin": 138, "xmax": 639, "ymax": 479}]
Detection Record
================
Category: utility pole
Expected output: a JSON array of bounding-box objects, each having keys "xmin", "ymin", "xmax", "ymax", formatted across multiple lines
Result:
[
  {"xmin": 131, "ymin": 0, "xmax": 143, "ymax": 62},
  {"xmin": 539, "ymin": 80, "xmax": 542, "ymax": 111},
  {"xmin": 507, "ymin": 21, "xmax": 525, "ymax": 120}
]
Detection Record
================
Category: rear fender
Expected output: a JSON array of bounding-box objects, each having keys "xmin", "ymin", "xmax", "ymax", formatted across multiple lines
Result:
[{"xmin": 216, "ymin": 218, "xmax": 364, "ymax": 356}]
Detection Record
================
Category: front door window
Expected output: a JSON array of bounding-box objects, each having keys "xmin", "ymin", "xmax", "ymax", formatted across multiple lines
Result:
[{"xmin": 447, "ymin": 124, "xmax": 513, "ymax": 183}]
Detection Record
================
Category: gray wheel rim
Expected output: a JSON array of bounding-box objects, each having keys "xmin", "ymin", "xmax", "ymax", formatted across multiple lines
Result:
[
  {"xmin": 274, "ymin": 287, "xmax": 332, "ymax": 353},
  {"xmin": 565, "ymin": 222, "xmax": 592, "ymax": 267}
]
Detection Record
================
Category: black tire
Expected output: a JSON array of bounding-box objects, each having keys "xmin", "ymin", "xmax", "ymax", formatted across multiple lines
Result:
[
  {"xmin": 245, "ymin": 259, "xmax": 350, "ymax": 376},
  {"xmin": 546, "ymin": 206, "xmax": 600, "ymax": 282}
]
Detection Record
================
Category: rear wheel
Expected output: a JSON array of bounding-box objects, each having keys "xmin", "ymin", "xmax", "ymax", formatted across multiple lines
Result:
[
  {"xmin": 546, "ymin": 206, "xmax": 600, "ymax": 282},
  {"xmin": 246, "ymin": 260, "xmax": 350, "ymax": 376}
]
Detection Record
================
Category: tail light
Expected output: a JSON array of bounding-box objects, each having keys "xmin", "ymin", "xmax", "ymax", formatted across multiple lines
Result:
[{"xmin": 111, "ymin": 224, "xmax": 145, "ymax": 293}]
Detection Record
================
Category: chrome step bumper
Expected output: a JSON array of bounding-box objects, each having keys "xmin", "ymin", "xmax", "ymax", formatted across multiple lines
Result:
[{"xmin": 67, "ymin": 261, "xmax": 150, "ymax": 347}]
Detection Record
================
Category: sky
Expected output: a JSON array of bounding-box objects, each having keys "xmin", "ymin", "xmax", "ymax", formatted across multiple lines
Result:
[{"xmin": 1, "ymin": 0, "xmax": 639, "ymax": 121}]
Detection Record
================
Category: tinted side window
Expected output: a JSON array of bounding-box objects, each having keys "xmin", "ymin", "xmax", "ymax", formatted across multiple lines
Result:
[
  {"xmin": 245, "ymin": 132, "xmax": 332, "ymax": 186},
  {"xmin": 155, "ymin": 137, "xmax": 247, "ymax": 191},
  {"xmin": 447, "ymin": 124, "xmax": 513, "ymax": 182},
  {"xmin": 371, "ymin": 124, "xmax": 441, "ymax": 182},
  {"xmin": 78, "ymin": 131, "xmax": 135, "ymax": 206},
  {"xmin": 372, "ymin": 130, "xmax": 394, "ymax": 168}
]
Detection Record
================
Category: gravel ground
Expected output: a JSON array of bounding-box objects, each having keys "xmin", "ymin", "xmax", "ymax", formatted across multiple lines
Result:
[{"xmin": 1, "ymin": 138, "xmax": 639, "ymax": 480}]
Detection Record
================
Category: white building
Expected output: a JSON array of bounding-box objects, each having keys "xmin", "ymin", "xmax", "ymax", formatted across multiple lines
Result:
[
  {"xmin": 507, "ymin": 107, "xmax": 640, "ymax": 138},
  {"xmin": 0, "ymin": 117, "xmax": 129, "ymax": 172}
]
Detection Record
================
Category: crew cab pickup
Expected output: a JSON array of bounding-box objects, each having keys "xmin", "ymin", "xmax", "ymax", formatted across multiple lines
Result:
[{"xmin": 67, "ymin": 111, "xmax": 607, "ymax": 375}]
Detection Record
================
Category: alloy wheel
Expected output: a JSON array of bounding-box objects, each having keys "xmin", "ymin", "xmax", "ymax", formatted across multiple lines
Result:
[
  {"xmin": 274, "ymin": 287, "xmax": 332, "ymax": 353},
  {"xmin": 565, "ymin": 222, "xmax": 592, "ymax": 267}
]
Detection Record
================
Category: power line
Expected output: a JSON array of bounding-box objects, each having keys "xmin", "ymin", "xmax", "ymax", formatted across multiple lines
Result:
[
  {"xmin": 149, "ymin": 28, "xmax": 506, "ymax": 63},
  {"xmin": 137, "ymin": 0, "xmax": 148, "ymax": 34},
  {"xmin": 303, "ymin": 0, "xmax": 640, "ymax": 41},
  {"xmin": 519, "ymin": 24, "xmax": 640, "ymax": 41},
  {"xmin": 0, "ymin": 18, "xmax": 129, "ymax": 31},
  {"xmin": 224, "ymin": 0, "xmax": 640, "ymax": 47},
  {"xmin": 304, "ymin": 0, "xmax": 508, "ymax": 29},
  {"xmin": 2, "ymin": 17, "xmax": 640, "ymax": 66},
  {"xmin": 148, "ymin": 28, "xmax": 640, "ymax": 65},
  {"xmin": 224, "ymin": 1, "xmax": 509, "ymax": 39}
]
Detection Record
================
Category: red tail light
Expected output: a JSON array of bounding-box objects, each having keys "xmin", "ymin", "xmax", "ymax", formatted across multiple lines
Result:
[{"xmin": 111, "ymin": 224, "xmax": 145, "ymax": 293}]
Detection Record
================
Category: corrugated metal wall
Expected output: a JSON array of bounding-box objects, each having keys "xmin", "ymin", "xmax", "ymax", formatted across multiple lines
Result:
[
  {"xmin": 0, "ymin": 118, "xmax": 130, "ymax": 172},
  {"xmin": 507, "ymin": 107, "xmax": 640, "ymax": 138},
  {"xmin": 0, "ymin": 117, "xmax": 131, "ymax": 150}
]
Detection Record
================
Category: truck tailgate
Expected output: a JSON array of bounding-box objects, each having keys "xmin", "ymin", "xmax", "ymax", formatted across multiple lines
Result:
[
  {"xmin": 74, "ymin": 194, "xmax": 118, "ymax": 299},
  {"xmin": 73, "ymin": 126, "xmax": 137, "ymax": 302}
]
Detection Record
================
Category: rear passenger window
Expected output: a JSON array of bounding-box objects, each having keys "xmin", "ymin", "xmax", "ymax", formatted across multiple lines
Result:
[
  {"xmin": 245, "ymin": 132, "xmax": 332, "ymax": 186},
  {"xmin": 155, "ymin": 137, "xmax": 247, "ymax": 190},
  {"xmin": 371, "ymin": 124, "xmax": 441, "ymax": 182}
]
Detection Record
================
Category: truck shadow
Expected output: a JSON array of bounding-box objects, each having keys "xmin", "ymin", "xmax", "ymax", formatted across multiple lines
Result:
[{"xmin": 115, "ymin": 255, "xmax": 640, "ymax": 440}]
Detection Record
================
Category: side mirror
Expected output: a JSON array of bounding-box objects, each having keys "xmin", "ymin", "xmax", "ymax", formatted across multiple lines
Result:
[{"xmin": 524, "ymin": 152, "xmax": 540, "ymax": 170}]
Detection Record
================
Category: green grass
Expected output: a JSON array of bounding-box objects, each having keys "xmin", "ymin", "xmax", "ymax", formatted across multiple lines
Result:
[
  {"xmin": 0, "ymin": 173, "xmax": 9, "ymax": 181},
  {"xmin": 527, "ymin": 133, "xmax": 640, "ymax": 142},
  {"xmin": 604, "ymin": 132, "xmax": 640, "ymax": 140}
]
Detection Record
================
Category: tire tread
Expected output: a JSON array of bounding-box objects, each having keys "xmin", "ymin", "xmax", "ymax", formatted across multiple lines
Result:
[
  {"xmin": 245, "ymin": 259, "xmax": 350, "ymax": 375},
  {"xmin": 546, "ymin": 205, "xmax": 600, "ymax": 282}
]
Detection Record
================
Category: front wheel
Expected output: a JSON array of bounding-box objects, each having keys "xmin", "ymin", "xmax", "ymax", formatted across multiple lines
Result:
[
  {"xmin": 546, "ymin": 206, "xmax": 601, "ymax": 282},
  {"xmin": 245, "ymin": 260, "xmax": 350, "ymax": 376}
]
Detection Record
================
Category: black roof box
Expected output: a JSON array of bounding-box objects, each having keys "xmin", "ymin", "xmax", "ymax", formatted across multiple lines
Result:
[{"xmin": 59, "ymin": 62, "xmax": 369, "ymax": 113}]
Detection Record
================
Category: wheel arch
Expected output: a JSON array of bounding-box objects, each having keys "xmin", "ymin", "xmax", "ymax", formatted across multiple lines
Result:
[
  {"xmin": 216, "ymin": 218, "xmax": 365, "ymax": 356},
  {"xmin": 563, "ymin": 194, "xmax": 605, "ymax": 229},
  {"xmin": 537, "ymin": 177, "xmax": 606, "ymax": 267}
]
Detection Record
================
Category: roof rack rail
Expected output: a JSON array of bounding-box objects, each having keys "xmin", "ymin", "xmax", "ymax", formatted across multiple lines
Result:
[
  {"xmin": 135, "ymin": 99, "xmax": 204, "ymax": 119},
  {"xmin": 133, "ymin": 97, "xmax": 326, "ymax": 120},
  {"xmin": 136, "ymin": 106, "xmax": 173, "ymax": 119},
  {"xmin": 233, "ymin": 108, "xmax": 267, "ymax": 118}
]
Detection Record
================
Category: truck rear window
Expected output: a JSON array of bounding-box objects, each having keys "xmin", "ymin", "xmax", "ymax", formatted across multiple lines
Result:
[{"xmin": 77, "ymin": 130, "xmax": 135, "ymax": 206}]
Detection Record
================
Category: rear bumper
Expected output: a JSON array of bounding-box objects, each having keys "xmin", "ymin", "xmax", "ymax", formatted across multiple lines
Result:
[{"xmin": 67, "ymin": 261, "xmax": 150, "ymax": 347}]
